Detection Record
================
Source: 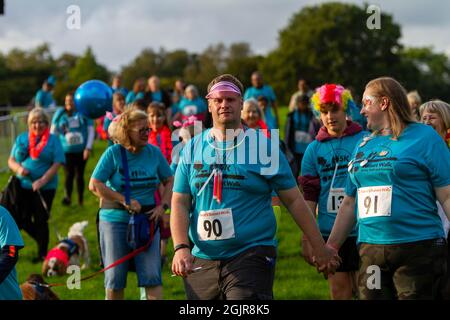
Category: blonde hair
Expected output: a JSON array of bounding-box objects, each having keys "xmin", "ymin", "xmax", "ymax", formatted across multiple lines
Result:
[
  {"xmin": 419, "ymin": 100, "xmax": 450, "ymax": 132},
  {"xmin": 407, "ymin": 90, "xmax": 422, "ymax": 106},
  {"xmin": 108, "ymin": 109, "xmax": 148, "ymax": 149},
  {"xmin": 27, "ymin": 107, "xmax": 49, "ymax": 127},
  {"xmin": 365, "ymin": 77, "xmax": 414, "ymax": 139}
]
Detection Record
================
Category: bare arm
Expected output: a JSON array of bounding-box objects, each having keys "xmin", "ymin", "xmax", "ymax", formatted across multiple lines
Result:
[
  {"xmin": 302, "ymin": 200, "xmax": 317, "ymax": 265},
  {"xmin": 436, "ymin": 185, "xmax": 450, "ymax": 220},
  {"xmin": 326, "ymin": 195, "xmax": 357, "ymax": 249},
  {"xmin": 170, "ymin": 192, "xmax": 194, "ymax": 277}
]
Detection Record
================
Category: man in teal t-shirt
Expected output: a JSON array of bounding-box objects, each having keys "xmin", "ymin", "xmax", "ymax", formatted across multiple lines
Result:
[{"xmin": 0, "ymin": 205, "xmax": 24, "ymax": 300}]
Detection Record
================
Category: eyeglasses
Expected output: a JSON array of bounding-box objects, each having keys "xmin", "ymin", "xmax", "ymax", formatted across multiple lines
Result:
[
  {"xmin": 130, "ymin": 127, "xmax": 150, "ymax": 135},
  {"xmin": 361, "ymin": 95, "xmax": 378, "ymax": 108}
]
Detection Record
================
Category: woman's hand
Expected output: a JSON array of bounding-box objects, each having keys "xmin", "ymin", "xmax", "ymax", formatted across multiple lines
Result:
[
  {"xmin": 17, "ymin": 166, "xmax": 29, "ymax": 176},
  {"xmin": 124, "ymin": 199, "xmax": 141, "ymax": 214},
  {"xmin": 147, "ymin": 205, "xmax": 165, "ymax": 223},
  {"xmin": 32, "ymin": 178, "xmax": 47, "ymax": 192}
]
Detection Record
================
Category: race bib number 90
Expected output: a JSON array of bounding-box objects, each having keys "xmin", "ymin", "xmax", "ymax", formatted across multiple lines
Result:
[
  {"xmin": 357, "ymin": 186, "xmax": 392, "ymax": 219},
  {"xmin": 197, "ymin": 208, "xmax": 235, "ymax": 241}
]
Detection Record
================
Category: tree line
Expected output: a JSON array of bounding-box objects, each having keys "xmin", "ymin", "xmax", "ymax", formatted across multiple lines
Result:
[{"xmin": 1, "ymin": 2, "xmax": 449, "ymax": 107}]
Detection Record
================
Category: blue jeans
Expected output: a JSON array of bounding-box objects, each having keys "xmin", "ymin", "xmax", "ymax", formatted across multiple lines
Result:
[{"xmin": 99, "ymin": 220, "xmax": 161, "ymax": 289}]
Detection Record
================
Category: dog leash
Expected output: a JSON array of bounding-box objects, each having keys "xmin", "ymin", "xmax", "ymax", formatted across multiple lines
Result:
[{"xmin": 31, "ymin": 223, "xmax": 157, "ymax": 288}]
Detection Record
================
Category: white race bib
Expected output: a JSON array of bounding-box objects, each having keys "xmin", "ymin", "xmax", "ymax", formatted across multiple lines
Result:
[
  {"xmin": 183, "ymin": 105, "xmax": 198, "ymax": 116},
  {"xmin": 327, "ymin": 188, "xmax": 345, "ymax": 213},
  {"xmin": 295, "ymin": 131, "xmax": 312, "ymax": 144},
  {"xmin": 197, "ymin": 208, "xmax": 235, "ymax": 241},
  {"xmin": 68, "ymin": 116, "xmax": 80, "ymax": 129},
  {"xmin": 65, "ymin": 132, "xmax": 84, "ymax": 146},
  {"xmin": 357, "ymin": 185, "xmax": 392, "ymax": 219}
]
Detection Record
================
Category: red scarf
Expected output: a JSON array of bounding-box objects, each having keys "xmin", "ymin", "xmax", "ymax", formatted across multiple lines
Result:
[
  {"xmin": 148, "ymin": 125, "xmax": 173, "ymax": 163},
  {"xmin": 29, "ymin": 128, "xmax": 50, "ymax": 159}
]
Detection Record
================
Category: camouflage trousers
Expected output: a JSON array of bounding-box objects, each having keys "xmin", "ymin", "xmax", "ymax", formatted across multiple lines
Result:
[{"xmin": 357, "ymin": 238, "xmax": 447, "ymax": 300}]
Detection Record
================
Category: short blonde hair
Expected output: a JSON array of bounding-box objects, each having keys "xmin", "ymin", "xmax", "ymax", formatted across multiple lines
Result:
[
  {"xmin": 419, "ymin": 100, "xmax": 450, "ymax": 131},
  {"xmin": 108, "ymin": 109, "xmax": 148, "ymax": 148},
  {"xmin": 27, "ymin": 107, "xmax": 49, "ymax": 127}
]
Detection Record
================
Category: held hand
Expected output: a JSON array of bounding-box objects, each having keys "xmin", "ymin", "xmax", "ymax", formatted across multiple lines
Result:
[
  {"xmin": 313, "ymin": 244, "xmax": 342, "ymax": 279},
  {"xmin": 172, "ymin": 248, "xmax": 194, "ymax": 277},
  {"xmin": 301, "ymin": 236, "xmax": 315, "ymax": 266}
]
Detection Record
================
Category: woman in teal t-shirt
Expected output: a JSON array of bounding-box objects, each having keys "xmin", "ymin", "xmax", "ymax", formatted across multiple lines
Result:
[
  {"xmin": 327, "ymin": 77, "xmax": 450, "ymax": 300},
  {"xmin": 89, "ymin": 109, "xmax": 174, "ymax": 300},
  {"xmin": 8, "ymin": 108, "xmax": 65, "ymax": 262}
]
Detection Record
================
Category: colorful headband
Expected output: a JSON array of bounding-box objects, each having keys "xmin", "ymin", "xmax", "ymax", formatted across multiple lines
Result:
[
  {"xmin": 205, "ymin": 81, "xmax": 241, "ymax": 99},
  {"xmin": 173, "ymin": 115, "xmax": 198, "ymax": 128},
  {"xmin": 311, "ymin": 84, "xmax": 355, "ymax": 117}
]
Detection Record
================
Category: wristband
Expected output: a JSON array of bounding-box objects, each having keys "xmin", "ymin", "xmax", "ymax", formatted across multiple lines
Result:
[{"xmin": 174, "ymin": 243, "xmax": 190, "ymax": 253}]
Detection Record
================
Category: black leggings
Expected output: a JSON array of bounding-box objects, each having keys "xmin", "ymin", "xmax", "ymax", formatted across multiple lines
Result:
[
  {"xmin": 21, "ymin": 188, "xmax": 55, "ymax": 258},
  {"xmin": 64, "ymin": 152, "xmax": 87, "ymax": 204}
]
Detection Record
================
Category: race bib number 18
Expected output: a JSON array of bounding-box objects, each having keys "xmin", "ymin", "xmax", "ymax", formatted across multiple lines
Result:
[
  {"xmin": 197, "ymin": 208, "xmax": 235, "ymax": 241},
  {"xmin": 357, "ymin": 186, "xmax": 392, "ymax": 219}
]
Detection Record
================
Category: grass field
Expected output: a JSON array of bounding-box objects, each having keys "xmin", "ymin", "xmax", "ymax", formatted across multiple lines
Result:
[{"xmin": 0, "ymin": 106, "xmax": 331, "ymax": 300}]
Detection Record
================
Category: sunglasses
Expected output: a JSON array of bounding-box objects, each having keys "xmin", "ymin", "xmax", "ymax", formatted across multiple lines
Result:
[
  {"xmin": 131, "ymin": 127, "xmax": 150, "ymax": 135},
  {"xmin": 361, "ymin": 95, "xmax": 377, "ymax": 108}
]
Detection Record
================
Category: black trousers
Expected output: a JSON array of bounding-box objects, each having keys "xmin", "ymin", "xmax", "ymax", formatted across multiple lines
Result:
[
  {"xmin": 21, "ymin": 188, "xmax": 55, "ymax": 258},
  {"xmin": 64, "ymin": 152, "xmax": 87, "ymax": 204}
]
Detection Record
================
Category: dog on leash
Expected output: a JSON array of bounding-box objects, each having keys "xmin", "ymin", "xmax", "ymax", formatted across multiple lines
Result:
[
  {"xmin": 20, "ymin": 274, "xmax": 59, "ymax": 300},
  {"xmin": 42, "ymin": 220, "xmax": 90, "ymax": 277}
]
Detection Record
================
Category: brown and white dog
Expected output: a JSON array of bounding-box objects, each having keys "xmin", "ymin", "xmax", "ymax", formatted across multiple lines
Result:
[
  {"xmin": 42, "ymin": 221, "xmax": 90, "ymax": 277},
  {"xmin": 20, "ymin": 274, "xmax": 59, "ymax": 300}
]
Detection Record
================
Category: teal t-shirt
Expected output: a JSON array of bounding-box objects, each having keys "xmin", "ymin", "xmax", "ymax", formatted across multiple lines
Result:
[
  {"xmin": 345, "ymin": 123, "xmax": 450, "ymax": 244},
  {"xmin": 177, "ymin": 97, "xmax": 207, "ymax": 117},
  {"xmin": 293, "ymin": 111, "xmax": 315, "ymax": 154},
  {"xmin": 0, "ymin": 206, "xmax": 24, "ymax": 300},
  {"xmin": 10, "ymin": 132, "xmax": 65, "ymax": 190},
  {"xmin": 35, "ymin": 89, "xmax": 55, "ymax": 108},
  {"xmin": 301, "ymin": 130, "xmax": 368, "ymax": 236},
  {"xmin": 243, "ymin": 85, "xmax": 277, "ymax": 129},
  {"xmin": 125, "ymin": 91, "xmax": 144, "ymax": 105},
  {"xmin": 173, "ymin": 128, "xmax": 297, "ymax": 259},
  {"xmin": 92, "ymin": 144, "xmax": 173, "ymax": 223},
  {"xmin": 51, "ymin": 108, "xmax": 94, "ymax": 153}
]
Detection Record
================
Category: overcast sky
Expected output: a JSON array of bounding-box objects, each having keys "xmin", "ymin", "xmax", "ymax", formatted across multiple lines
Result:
[{"xmin": 1, "ymin": 0, "xmax": 449, "ymax": 71}]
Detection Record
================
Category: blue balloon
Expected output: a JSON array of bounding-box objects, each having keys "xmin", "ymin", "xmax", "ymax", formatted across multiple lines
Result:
[{"xmin": 74, "ymin": 80, "xmax": 113, "ymax": 119}]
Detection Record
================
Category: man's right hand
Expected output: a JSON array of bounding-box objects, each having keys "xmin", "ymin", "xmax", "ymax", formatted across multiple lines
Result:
[{"xmin": 172, "ymin": 248, "xmax": 194, "ymax": 277}]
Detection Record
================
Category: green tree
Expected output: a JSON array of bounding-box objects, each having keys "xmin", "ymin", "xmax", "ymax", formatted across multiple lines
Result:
[
  {"xmin": 397, "ymin": 47, "xmax": 450, "ymax": 102},
  {"xmin": 261, "ymin": 2, "xmax": 402, "ymax": 104}
]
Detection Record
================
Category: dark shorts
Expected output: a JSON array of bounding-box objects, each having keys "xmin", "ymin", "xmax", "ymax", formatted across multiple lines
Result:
[
  {"xmin": 183, "ymin": 245, "xmax": 276, "ymax": 300},
  {"xmin": 323, "ymin": 236, "xmax": 359, "ymax": 272},
  {"xmin": 357, "ymin": 238, "xmax": 447, "ymax": 300}
]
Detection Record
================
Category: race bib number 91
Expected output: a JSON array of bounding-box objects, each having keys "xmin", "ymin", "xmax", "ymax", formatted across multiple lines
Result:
[
  {"xmin": 357, "ymin": 185, "xmax": 392, "ymax": 219},
  {"xmin": 197, "ymin": 208, "xmax": 235, "ymax": 241}
]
